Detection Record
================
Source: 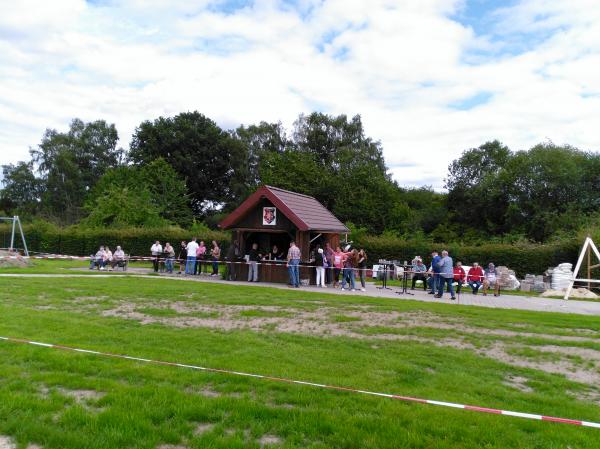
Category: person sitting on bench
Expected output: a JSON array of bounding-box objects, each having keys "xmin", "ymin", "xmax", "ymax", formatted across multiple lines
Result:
[
  {"xmin": 411, "ymin": 259, "xmax": 427, "ymax": 290},
  {"xmin": 111, "ymin": 246, "xmax": 127, "ymax": 270}
]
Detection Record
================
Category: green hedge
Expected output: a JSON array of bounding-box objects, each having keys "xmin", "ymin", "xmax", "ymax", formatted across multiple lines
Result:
[
  {"xmin": 354, "ymin": 235, "xmax": 582, "ymax": 278},
  {"xmin": 0, "ymin": 224, "xmax": 230, "ymax": 258}
]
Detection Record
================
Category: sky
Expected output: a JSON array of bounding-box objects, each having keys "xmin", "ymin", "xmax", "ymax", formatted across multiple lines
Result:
[{"xmin": 1, "ymin": 0, "xmax": 599, "ymax": 189}]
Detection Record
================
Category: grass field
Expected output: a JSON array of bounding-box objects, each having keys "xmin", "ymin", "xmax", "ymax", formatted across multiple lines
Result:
[{"xmin": 1, "ymin": 261, "xmax": 600, "ymax": 448}]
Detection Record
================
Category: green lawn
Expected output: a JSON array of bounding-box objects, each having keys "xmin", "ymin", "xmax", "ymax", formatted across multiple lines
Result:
[{"xmin": 0, "ymin": 263, "xmax": 599, "ymax": 448}]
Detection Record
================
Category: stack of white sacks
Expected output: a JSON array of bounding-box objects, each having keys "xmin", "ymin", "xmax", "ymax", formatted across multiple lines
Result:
[{"xmin": 551, "ymin": 263, "xmax": 574, "ymax": 290}]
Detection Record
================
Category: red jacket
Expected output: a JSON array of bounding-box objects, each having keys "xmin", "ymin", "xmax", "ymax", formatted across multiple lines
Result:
[
  {"xmin": 467, "ymin": 266, "xmax": 484, "ymax": 282},
  {"xmin": 453, "ymin": 266, "xmax": 466, "ymax": 281}
]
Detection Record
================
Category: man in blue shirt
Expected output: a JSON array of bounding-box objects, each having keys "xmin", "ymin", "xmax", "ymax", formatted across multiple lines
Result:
[
  {"xmin": 427, "ymin": 251, "xmax": 441, "ymax": 294},
  {"xmin": 435, "ymin": 250, "xmax": 456, "ymax": 300}
]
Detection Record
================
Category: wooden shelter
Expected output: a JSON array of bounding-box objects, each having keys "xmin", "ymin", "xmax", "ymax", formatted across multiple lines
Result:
[{"xmin": 219, "ymin": 186, "xmax": 349, "ymax": 283}]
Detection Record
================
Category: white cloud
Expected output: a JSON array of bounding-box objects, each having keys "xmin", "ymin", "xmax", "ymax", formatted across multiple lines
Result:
[{"xmin": 0, "ymin": 0, "xmax": 599, "ymax": 189}]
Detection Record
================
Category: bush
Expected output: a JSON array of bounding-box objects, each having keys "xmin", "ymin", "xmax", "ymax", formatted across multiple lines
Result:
[
  {"xmin": 0, "ymin": 222, "xmax": 230, "ymax": 257},
  {"xmin": 354, "ymin": 235, "xmax": 581, "ymax": 278}
]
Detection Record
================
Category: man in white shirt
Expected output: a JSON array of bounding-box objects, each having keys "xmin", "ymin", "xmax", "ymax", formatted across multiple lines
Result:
[
  {"xmin": 151, "ymin": 241, "xmax": 163, "ymax": 272},
  {"xmin": 185, "ymin": 237, "xmax": 199, "ymax": 275}
]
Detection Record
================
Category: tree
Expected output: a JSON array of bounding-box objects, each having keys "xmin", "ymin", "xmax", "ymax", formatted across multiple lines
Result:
[
  {"xmin": 233, "ymin": 121, "xmax": 287, "ymax": 187},
  {"xmin": 445, "ymin": 140, "xmax": 512, "ymax": 235},
  {"xmin": 256, "ymin": 113, "xmax": 401, "ymax": 233},
  {"xmin": 504, "ymin": 143, "xmax": 593, "ymax": 241},
  {"xmin": 30, "ymin": 118, "xmax": 123, "ymax": 223},
  {"xmin": 445, "ymin": 140, "xmax": 600, "ymax": 242},
  {"xmin": 0, "ymin": 162, "xmax": 42, "ymax": 218},
  {"xmin": 129, "ymin": 112, "xmax": 249, "ymax": 215},
  {"xmin": 86, "ymin": 159, "xmax": 192, "ymax": 227},
  {"xmin": 81, "ymin": 185, "xmax": 169, "ymax": 228}
]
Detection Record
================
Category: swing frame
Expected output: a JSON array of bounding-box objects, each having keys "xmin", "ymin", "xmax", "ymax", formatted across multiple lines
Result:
[{"xmin": 0, "ymin": 216, "xmax": 29, "ymax": 256}]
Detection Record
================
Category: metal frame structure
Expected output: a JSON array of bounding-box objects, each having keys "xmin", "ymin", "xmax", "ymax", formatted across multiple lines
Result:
[
  {"xmin": 0, "ymin": 216, "xmax": 29, "ymax": 256},
  {"xmin": 564, "ymin": 236, "xmax": 600, "ymax": 300}
]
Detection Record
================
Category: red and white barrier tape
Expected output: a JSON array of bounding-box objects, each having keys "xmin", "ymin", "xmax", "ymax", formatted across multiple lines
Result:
[
  {"xmin": 0, "ymin": 252, "xmax": 491, "ymax": 279},
  {"xmin": 0, "ymin": 335, "xmax": 598, "ymax": 429}
]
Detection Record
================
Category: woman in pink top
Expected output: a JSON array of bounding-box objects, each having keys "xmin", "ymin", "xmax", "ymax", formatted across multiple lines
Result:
[
  {"xmin": 332, "ymin": 246, "xmax": 344, "ymax": 288},
  {"xmin": 195, "ymin": 241, "xmax": 207, "ymax": 275}
]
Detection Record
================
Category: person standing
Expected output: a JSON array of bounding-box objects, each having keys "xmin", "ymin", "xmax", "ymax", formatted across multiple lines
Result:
[
  {"xmin": 435, "ymin": 250, "xmax": 456, "ymax": 300},
  {"xmin": 428, "ymin": 251, "xmax": 441, "ymax": 294},
  {"xmin": 453, "ymin": 261, "xmax": 466, "ymax": 295},
  {"xmin": 210, "ymin": 240, "xmax": 221, "ymax": 276},
  {"xmin": 248, "ymin": 243, "xmax": 260, "ymax": 282},
  {"xmin": 467, "ymin": 262, "xmax": 484, "ymax": 294},
  {"xmin": 194, "ymin": 240, "xmax": 206, "ymax": 275},
  {"xmin": 185, "ymin": 238, "xmax": 199, "ymax": 275},
  {"xmin": 332, "ymin": 246, "xmax": 344, "ymax": 289},
  {"xmin": 357, "ymin": 249, "xmax": 367, "ymax": 292},
  {"xmin": 314, "ymin": 246, "xmax": 326, "ymax": 287},
  {"xmin": 164, "ymin": 242, "xmax": 175, "ymax": 273},
  {"xmin": 324, "ymin": 242, "xmax": 335, "ymax": 286},
  {"xmin": 287, "ymin": 241, "xmax": 301, "ymax": 288},
  {"xmin": 226, "ymin": 240, "xmax": 240, "ymax": 281},
  {"xmin": 177, "ymin": 241, "xmax": 187, "ymax": 275},
  {"xmin": 341, "ymin": 249, "xmax": 357, "ymax": 291},
  {"xmin": 151, "ymin": 241, "xmax": 163, "ymax": 273}
]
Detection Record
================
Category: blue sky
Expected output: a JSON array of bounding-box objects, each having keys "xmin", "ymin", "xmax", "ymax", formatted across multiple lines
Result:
[{"xmin": 1, "ymin": 0, "xmax": 599, "ymax": 188}]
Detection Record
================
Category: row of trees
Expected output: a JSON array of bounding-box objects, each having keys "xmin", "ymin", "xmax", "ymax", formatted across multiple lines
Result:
[
  {"xmin": 1, "ymin": 112, "xmax": 598, "ymax": 242},
  {"xmin": 446, "ymin": 141, "xmax": 600, "ymax": 242}
]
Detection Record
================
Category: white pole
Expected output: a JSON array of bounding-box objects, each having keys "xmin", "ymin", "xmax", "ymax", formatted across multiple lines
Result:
[
  {"xmin": 564, "ymin": 237, "xmax": 590, "ymax": 300},
  {"xmin": 9, "ymin": 216, "xmax": 16, "ymax": 252},
  {"xmin": 16, "ymin": 216, "xmax": 29, "ymax": 256}
]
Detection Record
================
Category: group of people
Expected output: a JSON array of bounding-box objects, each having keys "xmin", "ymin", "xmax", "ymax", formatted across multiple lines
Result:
[
  {"xmin": 410, "ymin": 251, "xmax": 501, "ymax": 300},
  {"xmin": 150, "ymin": 239, "xmax": 221, "ymax": 275},
  {"xmin": 240, "ymin": 240, "xmax": 304, "ymax": 287},
  {"xmin": 89, "ymin": 245, "xmax": 127, "ymax": 270},
  {"xmin": 237, "ymin": 241, "xmax": 368, "ymax": 291},
  {"xmin": 144, "ymin": 240, "xmax": 503, "ymax": 298},
  {"xmin": 312, "ymin": 243, "xmax": 368, "ymax": 291}
]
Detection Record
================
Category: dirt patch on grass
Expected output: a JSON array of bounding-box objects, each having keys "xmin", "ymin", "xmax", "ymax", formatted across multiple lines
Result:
[
  {"xmin": 185, "ymin": 385, "xmax": 221, "ymax": 398},
  {"xmin": 100, "ymin": 302, "xmax": 600, "ymax": 387},
  {"xmin": 259, "ymin": 434, "xmax": 282, "ymax": 447},
  {"xmin": 193, "ymin": 423, "xmax": 215, "ymax": 435},
  {"xmin": 503, "ymin": 375, "xmax": 533, "ymax": 393},
  {"xmin": 572, "ymin": 389, "xmax": 600, "ymax": 406},
  {"xmin": 199, "ymin": 387, "xmax": 221, "ymax": 398},
  {"xmin": 0, "ymin": 436, "xmax": 15, "ymax": 449},
  {"xmin": 101, "ymin": 304, "xmax": 464, "ymax": 339},
  {"xmin": 479, "ymin": 343, "xmax": 600, "ymax": 386},
  {"xmin": 73, "ymin": 295, "xmax": 110, "ymax": 303},
  {"xmin": 101, "ymin": 302, "xmax": 599, "ymax": 344},
  {"xmin": 157, "ymin": 445, "xmax": 189, "ymax": 449},
  {"xmin": 57, "ymin": 387, "xmax": 105, "ymax": 403}
]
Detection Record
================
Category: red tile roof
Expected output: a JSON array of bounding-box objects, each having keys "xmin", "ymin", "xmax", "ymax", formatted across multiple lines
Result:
[{"xmin": 219, "ymin": 185, "xmax": 349, "ymax": 233}]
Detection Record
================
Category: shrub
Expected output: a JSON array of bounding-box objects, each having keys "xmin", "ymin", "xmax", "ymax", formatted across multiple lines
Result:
[{"xmin": 0, "ymin": 222, "xmax": 230, "ymax": 257}]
